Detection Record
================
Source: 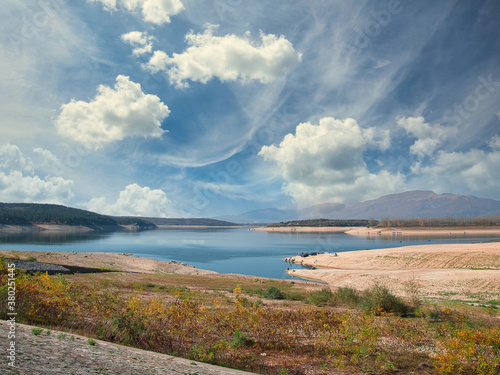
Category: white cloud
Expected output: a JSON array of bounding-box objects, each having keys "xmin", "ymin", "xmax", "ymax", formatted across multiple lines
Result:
[
  {"xmin": 259, "ymin": 117, "xmax": 404, "ymax": 207},
  {"xmin": 143, "ymin": 24, "xmax": 302, "ymax": 88},
  {"xmin": 397, "ymin": 116, "xmax": 455, "ymax": 158},
  {"xmin": 83, "ymin": 183, "xmax": 174, "ymax": 217},
  {"xmin": 33, "ymin": 148, "xmax": 64, "ymax": 175},
  {"xmin": 413, "ymin": 146, "xmax": 500, "ymax": 196},
  {"xmin": 0, "ymin": 144, "xmax": 34, "ymax": 174},
  {"xmin": 0, "ymin": 170, "xmax": 74, "ymax": 203},
  {"xmin": 490, "ymin": 134, "xmax": 500, "ymax": 150},
  {"xmin": 0, "ymin": 144, "xmax": 73, "ymax": 203},
  {"xmin": 121, "ymin": 31, "xmax": 154, "ymax": 56},
  {"xmin": 55, "ymin": 75, "xmax": 170, "ymax": 150},
  {"xmin": 88, "ymin": 0, "xmax": 184, "ymax": 24}
]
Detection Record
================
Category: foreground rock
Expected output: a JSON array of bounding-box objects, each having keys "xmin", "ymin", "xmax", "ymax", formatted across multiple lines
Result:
[{"xmin": 0, "ymin": 320, "xmax": 256, "ymax": 375}]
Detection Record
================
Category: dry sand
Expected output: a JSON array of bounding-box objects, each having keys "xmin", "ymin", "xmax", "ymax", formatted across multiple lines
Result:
[
  {"xmin": 0, "ymin": 250, "xmax": 217, "ymax": 275},
  {"xmin": 255, "ymin": 225, "xmax": 500, "ymax": 236},
  {"xmin": 287, "ymin": 242, "xmax": 500, "ymax": 302},
  {"xmin": 345, "ymin": 226, "xmax": 500, "ymax": 236},
  {"xmin": 253, "ymin": 226, "xmax": 358, "ymax": 232}
]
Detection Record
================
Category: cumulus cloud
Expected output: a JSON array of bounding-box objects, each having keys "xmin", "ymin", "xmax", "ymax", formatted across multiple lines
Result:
[
  {"xmin": 0, "ymin": 145, "xmax": 73, "ymax": 203},
  {"xmin": 143, "ymin": 24, "xmax": 302, "ymax": 88},
  {"xmin": 88, "ymin": 0, "xmax": 184, "ymax": 24},
  {"xmin": 397, "ymin": 116, "xmax": 455, "ymax": 158},
  {"xmin": 55, "ymin": 75, "xmax": 170, "ymax": 150},
  {"xmin": 83, "ymin": 183, "xmax": 174, "ymax": 217},
  {"xmin": 259, "ymin": 117, "xmax": 404, "ymax": 207},
  {"xmin": 0, "ymin": 171, "xmax": 74, "ymax": 203},
  {"xmin": 0, "ymin": 144, "xmax": 34, "ymax": 174},
  {"xmin": 414, "ymin": 145, "xmax": 500, "ymax": 196},
  {"xmin": 121, "ymin": 31, "xmax": 154, "ymax": 56}
]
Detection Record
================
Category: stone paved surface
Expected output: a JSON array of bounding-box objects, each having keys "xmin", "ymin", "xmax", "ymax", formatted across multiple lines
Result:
[{"xmin": 0, "ymin": 320, "xmax": 258, "ymax": 375}]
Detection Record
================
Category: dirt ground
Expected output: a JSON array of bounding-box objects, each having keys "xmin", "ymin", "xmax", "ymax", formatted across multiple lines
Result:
[
  {"xmin": 0, "ymin": 250, "xmax": 217, "ymax": 276},
  {"xmin": 288, "ymin": 242, "xmax": 500, "ymax": 302}
]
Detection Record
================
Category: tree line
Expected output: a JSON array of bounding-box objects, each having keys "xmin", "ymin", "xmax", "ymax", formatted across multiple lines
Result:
[
  {"xmin": 375, "ymin": 216, "xmax": 500, "ymax": 228},
  {"xmin": 268, "ymin": 219, "xmax": 371, "ymax": 227}
]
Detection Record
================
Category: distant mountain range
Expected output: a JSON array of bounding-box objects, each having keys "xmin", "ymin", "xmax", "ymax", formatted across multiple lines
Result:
[{"xmin": 216, "ymin": 191, "xmax": 500, "ymax": 224}]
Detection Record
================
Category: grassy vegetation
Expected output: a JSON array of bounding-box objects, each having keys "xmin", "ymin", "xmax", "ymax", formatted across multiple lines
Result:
[{"xmin": 1, "ymin": 261, "xmax": 499, "ymax": 374}]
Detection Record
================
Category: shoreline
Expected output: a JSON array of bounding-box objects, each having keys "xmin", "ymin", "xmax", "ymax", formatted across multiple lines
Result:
[
  {"xmin": 287, "ymin": 242, "xmax": 500, "ymax": 302},
  {"xmin": 0, "ymin": 224, "xmax": 246, "ymax": 232},
  {"xmin": 345, "ymin": 226, "xmax": 500, "ymax": 236},
  {"xmin": 253, "ymin": 226, "xmax": 358, "ymax": 233},
  {"xmin": 255, "ymin": 225, "xmax": 500, "ymax": 236},
  {"xmin": 0, "ymin": 250, "xmax": 218, "ymax": 276}
]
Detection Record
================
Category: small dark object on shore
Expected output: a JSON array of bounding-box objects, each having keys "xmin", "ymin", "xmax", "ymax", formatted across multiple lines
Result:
[{"xmin": 299, "ymin": 251, "xmax": 318, "ymax": 258}]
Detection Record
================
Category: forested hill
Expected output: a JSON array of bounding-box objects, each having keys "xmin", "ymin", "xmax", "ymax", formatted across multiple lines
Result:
[
  {"xmin": 0, "ymin": 203, "xmax": 123, "ymax": 228},
  {"xmin": 0, "ymin": 203, "xmax": 236, "ymax": 229},
  {"xmin": 136, "ymin": 217, "xmax": 238, "ymax": 226}
]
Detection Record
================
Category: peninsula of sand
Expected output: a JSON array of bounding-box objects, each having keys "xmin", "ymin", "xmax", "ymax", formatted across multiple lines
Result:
[
  {"xmin": 287, "ymin": 241, "xmax": 500, "ymax": 303},
  {"xmin": 255, "ymin": 225, "xmax": 500, "ymax": 236}
]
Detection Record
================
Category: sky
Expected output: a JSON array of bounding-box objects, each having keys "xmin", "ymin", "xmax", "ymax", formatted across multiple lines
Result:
[{"xmin": 1, "ymin": 0, "xmax": 499, "ymax": 218}]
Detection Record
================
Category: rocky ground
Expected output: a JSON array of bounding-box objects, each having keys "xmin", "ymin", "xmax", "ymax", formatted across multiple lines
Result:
[{"xmin": 0, "ymin": 320, "xmax": 256, "ymax": 375}]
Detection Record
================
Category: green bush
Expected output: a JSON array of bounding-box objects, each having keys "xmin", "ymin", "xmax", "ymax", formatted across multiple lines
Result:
[
  {"xmin": 332, "ymin": 287, "xmax": 360, "ymax": 306},
  {"xmin": 360, "ymin": 283, "xmax": 409, "ymax": 316},
  {"xmin": 263, "ymin": 286, "xmax": 286, "ymax": 300},
  {"xmin": 306, "ymin": 288, "xmax": 334, "ymax": 306}
]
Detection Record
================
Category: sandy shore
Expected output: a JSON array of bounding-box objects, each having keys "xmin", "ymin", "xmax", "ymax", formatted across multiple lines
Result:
[
  {"xmin": 345, "ymin": 226, "xmax": 500, "ymax": 236},
  {"xmin": 287, "ymin": 242, "xmax": 500, "ymax": 302},
  {"xmin": 253, "ymin": 226, "xmax": 358, "ymax": 232},
  {"xmin": 0, "ymin": 250, "xmax": 217, "ymax": 275},
  {"xmin": 255, "ymin": 225, "xmax": 500, "ymax": 236}
]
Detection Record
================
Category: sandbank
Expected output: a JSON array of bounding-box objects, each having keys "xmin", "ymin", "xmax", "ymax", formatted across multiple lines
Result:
[
  {"xmin": 0, "ymin": 250, "xmax": 217, "ymax": 276},
  {"xmin": 287, "ymin": 242, "xmax": 500, "ymax": 302},
  {"xmin": 345, "ymin": 226, "xmax": 500, "ymax": 236},
  {"xmin": 253, "ymin": 226, "xmax": 358, "ymax": 233},
  {"xmin": 255, "ymin": 225, "xmax": 500, "ymax": 236}
]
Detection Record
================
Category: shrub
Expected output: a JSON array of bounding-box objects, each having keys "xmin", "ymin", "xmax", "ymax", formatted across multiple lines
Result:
[
  {"xmin": 361, "ymin": 283, "xmax": 409, "ymax": 316},
  {"xmin": 263, "ymin": 286, "xmax": 285, "ymax": 300},
  {"xmin": 306, "ymin": 288, "xmax": 334, "ymax": 306},
  {"xmin": 332, "ymin": 287, "xmax": 360, "ymax": 307}
]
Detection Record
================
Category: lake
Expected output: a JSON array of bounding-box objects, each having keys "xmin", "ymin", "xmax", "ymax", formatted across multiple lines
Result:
[{"xmin": 1, "ymin": 228, "xmax": 499, "ymax": 279}]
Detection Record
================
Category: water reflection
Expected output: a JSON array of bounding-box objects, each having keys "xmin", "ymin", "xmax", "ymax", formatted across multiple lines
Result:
[{"xmin": 0, "ymin": 231, "xmax": 111, "ymax": 245}]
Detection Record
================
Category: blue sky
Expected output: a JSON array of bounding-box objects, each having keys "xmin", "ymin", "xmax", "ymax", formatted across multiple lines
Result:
[{"xmin": 1, "ymin": 0, "xmax": 499, "ymax": 217}]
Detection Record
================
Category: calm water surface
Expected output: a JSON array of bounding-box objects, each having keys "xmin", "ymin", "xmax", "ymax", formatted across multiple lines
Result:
[{"xmin": 1, "ymin": 228, "xmax": 498, "ymax": 279}]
